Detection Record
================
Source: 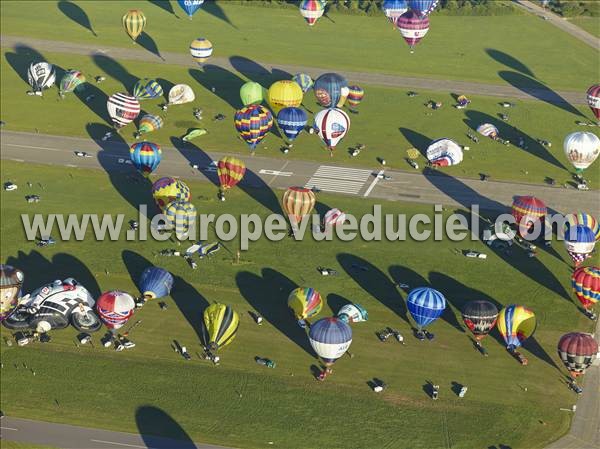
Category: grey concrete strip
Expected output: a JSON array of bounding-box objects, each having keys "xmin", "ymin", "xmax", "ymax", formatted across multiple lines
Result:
[{"xmin": 0, "ymin": 34, "xmax": 587, "ymax": 105}]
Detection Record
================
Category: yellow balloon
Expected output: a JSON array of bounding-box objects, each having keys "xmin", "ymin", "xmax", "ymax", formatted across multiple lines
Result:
[
  {"xmin": 267, "ymin": 80, "xmax": 303, "ymax": 115},
  {"xmin": 123, "ymin": 9, "xmax": 146, "ymax": 42}
]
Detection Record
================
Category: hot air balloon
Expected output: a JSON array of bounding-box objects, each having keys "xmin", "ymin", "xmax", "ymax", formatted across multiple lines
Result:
[
  {"xmin": 346, "ymin": 85, "xmax": 364, "ymax": 112},
  {"xmin": 107, "ymin": 93, "xmax": 140, "ymax": 129},
  {"xmin": 288, "ymin": 287, "xmax": 323, "ymax": 328},
  {"xmin": 130, "ymin": 142, "xmax": 162, "ymax": 176},
  {"xmin": 138, "ymin": 267, "xmax": 173, "ymax": 300},
  {"xmin": 152, "ymin": 177, "xmax": 191, "ymax": 210},
  {"xmin": 565, "ymin": 212, "xmax": 600, "ymax": 242},
  {"xmin": 408, "ymin": 0, "xmax": 439, "ymax": 16},
  {"xmin": 165, "ymin": 200, "xmax": 197, "ymax": 237},
  {"xmin": 426, "ymin": 138, "xmax": 463, "ymax": 167},
  {"xmin": 202, "ymin": 303, "xmax": 239, "ymax": 352},
  {"xmin": 299, "ymin": 0, "xmax": 325, "ymax": 26},
  {"xmin": 572, "ymin": 266, "xmax": 600, "ymax": 314},
  {"xmin": 59, "ymin": 70, "xmax": 86, "ymax": 97},
  {"xmin": 277, "ymin": 107, "xmax": 308, "ymax": 143},
  {"xmin": 477, "ymin": 123, "xmax": 499, "ymax": 139},
  {"xmin": 168, "ymin": 84, "xmax": 195, "ymax": 105},
  {"xmin": 96, "ymin": 291, "xmax": 135, "ymax": 330},
  {"xmin": 234, "ymin": 104, "xmax": 274, "ymax": 153},
  {"xmin": 313, "ymin": 108, "xmax": 350, "ymax": 155},
  {"xmin": 558, "ymin": 332, "xmax": 598, "ymax": 377},
  {"xmin": 563, "ymin": 132, "xmax": 600, "ymax": 176},
  {"xmin": 240, "ymin": 81, "xmax": 264, "ymax": 106},
  {"xmin": 586, "ymin": 84, "xmax": 600, "ymax": 122},
  {"xmin": 27, "ymin": 62, "xmax": 56, "ymax": 93},
  {"xmin": 132, "ymin": 78, "xmax": 163, "ymax": 100},
  {"xmin": 292, "ymin": 73, "xmax": 314, "ymax": 93},
  {"xmin": 323, "ymin": 208, "xmax": 346, "ymax": 228},
  {"xmin": 313, "ymin": 73, "xmax": 348, "ymax": 108},
  {"xmin": 382, "ymin": 0, "xmax": 408, "ymax": 22},
  {"xmin": 0, "ymin": 265, "xmax": 24, "ymax": 322},
  {"xmin": 190, "ymin": 38, "xmax": 213, "ymax": 64},
  {"xmin": 178, "ymin": 0, "xmax": 204, "ymax": 19},
  {"xmin": 497, "ymin": 304, "xmax": 536, "ymax": 352},
  {"xmin": 309, "ymin": 317, "xmax": 352, "ymax": 374},
  {"xmin": 565, "ymin": 225, "xmax": 596, "ymax": 267},
  {"xmin": 123, "ymin": 10, "xmax": 146, "ymax": 42},
  {"xmin": 511, "ymin": 196, "xmax": 547, "ymax": 238},
  {"xmin": 135, "ymin": 114, "xmax": 164, "ymax": 138},
  {"xmin": 406, "ymin": 287, "xmax": 446, "ymax": 334},
  {"xmin": 217, "ymin": 156, "xmax": 246, "ymax": 200},
  {"xmin": 267, "ymin": 80, "xmax": 303, "ymax": 115},
  {"xmin": 337, "ymin": 303, "xmax": 368, "ymax": 324},
  {"xmin": 395, "ymin": 11, "xmax": 429, "ymax": 52},
  {"xmin": 282, "ymin": 187, "xmax": 316, "ymax": 225},
  {"xmin": 461, "ymin": 300, "xmax": 498, "ymax": 341}
]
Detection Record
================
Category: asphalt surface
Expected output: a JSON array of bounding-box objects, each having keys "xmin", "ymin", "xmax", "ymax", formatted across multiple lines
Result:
[{"xmin": 0, "ymin": 34, "xmax": 587, "ymax": 106}]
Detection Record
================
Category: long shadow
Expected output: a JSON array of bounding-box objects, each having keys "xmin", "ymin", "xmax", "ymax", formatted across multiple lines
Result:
[
  {"xmin": 169, "ymin": 137, "xmax": 219, "ymax": 188},
  {"xmin": 485, "ymin": 49, "xmax": 535, "ymax": 78},
  {"xmin": 525, "ymin": 335, "xmax": 562, "ymax": 372},
  {"xmin": 314, "ymin": 201, "xmax": 332, "ymax": 218},
  {"xmin": 6, "ymin": 251, "xmax": 101, "ymax": 298},
  {"xmin": 387, "ymin": 265, "xmax": 428, "ymax": 328},
  {"xmin": 147, "ymin": 0, "xmax": 179, "ymax": 18},
  {"xmin": 57, "ymin": 0, "xmax": 97, "ymax": 36},
  {"xmin": 135, "ymin": 406, "xmax": 197, "ymax": 449},
  {"xmin": 498, "ymin": 70, "xmax": 584, "ymax": 117},
  {"xmin": 463, "ymin": 110, "xmax": 566, "ymax": 170},
  {"xmin": 74, "ymin": 83, "xmax": 109, "ymax": 124},
  {"xmin": 327, "ymin": 293, "xmax": 352, "ymax": 315},
  {"xmin": 201, "ymin": 0, "xmax": 236, "ymax": 28},
  {"xmin": 398, "ymin": 127, "xmax": 431, "ymax": 157},
  {"xmin": 236, "ymin": 268, "xmax": 316, "ymax": 358},
  {"xmin": 93, "ymin": 54, "xmax": 138, "ymax": 92},
  {"xmin": 156, "ymin": 77, "xmax": 174, "ymax": 102},
  {"xmin": 337, "ymin": 254, "xmax": 409, "ymax": 324},
  {"xmin": 188, "ymin": 66, "xmax": 245, "ymax": 109},
  {"xmin": 5, "ymin": 44, "xmax": 47, "ymax": 87},
  {"xmin": 238, "ymin": 169, "xmax": 282, "ymax": 215},
  {"xmin": 230, "ymin": 55, "xmax": 291, "ymax": 86},
  {"xmin": 138, "ymin": 32, "xmax": 165, "ymax": 61}
]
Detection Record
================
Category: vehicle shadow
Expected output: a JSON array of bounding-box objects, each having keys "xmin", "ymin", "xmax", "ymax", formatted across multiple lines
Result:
[
  {"xmin": 57, "ymin": 0, "xmax": 97, "ymax": 37},
  {"xmin": 485, "ymin": 49, "xmax": 535, "ymax": 78},
  {"xmin": 135, "ymin": 406, "xmax": 198, "ymax": 449},
  {"xmin": 5, "ymin": 44, "xmax": 47, "ymax": 87},
  {"xmin": 188, "ymin": 66, "xmax": 245, "ymax": 109},
  {"xmin": 138, "ymin": 31, "xmax": 165, "ymax": 61},
  {"xmin": 93, "ymin": 54, "xmax": 139, "ymax": 92}
]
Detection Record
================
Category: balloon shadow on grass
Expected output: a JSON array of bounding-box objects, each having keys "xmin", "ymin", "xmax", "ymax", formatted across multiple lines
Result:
[
  {"xmin": 57, "ymin": 0, "xmax": 97, "ymax": 37},
  {"xmin": 398, "ymin": 127, "xmax": 431, "ymax": 158},
  {"xmin": 485, "ymin": 49, "xmax": 535, "ymax": 78},
  {"xmin": 188, "ymin": 66, "xmax": 245, "ymax": 109},
  {"xmin": 337, "ymin": 254, "xmax": 409, "ymax": 325},
  {"xmin": 327, "ymin": 293, "xmax": 352, "ymax": 315},
  {"xmin": 238, "ymin": 169, "xmax": 282, "ymax": 215},
  {"xmin": 387, "ymin": 265, "xmax": 428, "ymax": 331},
  {"xmin": 201, "ymin": 0, "xmax": 236, "ymax": 28},
  {"xmin": 75, "ymin": 83, "xmax": 109, "ymax": 124},
  {"xmin": 138, "ymin": 32, "xmax": 165, "ymax": 62},
  {"xmin": 156, "ymin": 77, "xmax": 175, "ymax": 102},
  {"xmin": 525, "ymin": 336, "xmax": 562, "ymax": 372},
  {"xmin": 147, "ymin": 0, "xmax": 179, "ymax": 18},
  {"xmin": 4, "ymin": 44, "xmax": 47, "ymax": 87},
  {"xmin": 230, "ymin": 55, "xmax": 291, "ymax": 85},
  {"xmin": 135, "ymin": 406, "xmax": 197, "ymax": 449},
  {"xmin": 169, "ymin": 137, "xmax": 220, "ymax": 188},
  {"xmin": 93, "ymin": 54, "xmax": 138, "ymax": 92},
  {"xmin": 236, "ymin": 268, "xmax": 316, "ymax": 358}
]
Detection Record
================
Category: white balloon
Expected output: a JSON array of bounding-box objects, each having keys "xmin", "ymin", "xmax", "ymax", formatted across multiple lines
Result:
[{"xmin": 563, "ymin": 132, "xmax": 600, "ymax": 171}]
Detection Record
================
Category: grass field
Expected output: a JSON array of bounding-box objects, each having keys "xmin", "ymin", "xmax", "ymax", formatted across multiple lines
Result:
[
  {"xmin": 0, "ymin": 1, "xmax": 597, "ymax": 91},
  {"xmin": 568, "ymin": 16, "xmax": 600, "ymax": 38},
  {"xmin": 1, "ymin": 48, "xmax": 597, "ymax": 187},
  {"xmin": 1, "ymin": 161, "xmax": 597, "ymax": 449}
]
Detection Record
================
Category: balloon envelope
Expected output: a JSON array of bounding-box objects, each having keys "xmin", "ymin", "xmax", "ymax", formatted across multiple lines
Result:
[
  {"xmin": 382, "ymin": 0, "xmax": 408, "ymax": 21},
  {"xmin": 168, "ymin": 84, "xmax": 195, "ymax": 105},
  {"xmin": 59, "ymin": 70, "xmax": 85, "ymax": 95},
  {"xmin": 96, "ymin": 291, "xmax": 135, "ymax": 329},
  {"xmin": 240, "ymin": 81, "xmax": 264, "ymax": 106},
  {"xmin": 477, "ymin": 123, "xmax": 499, "ymax": 138},
  {"xmin": 565, "ymin": 212, "xmax": 600, "ymax": 241},
  {"xmin": 563, "ymin": 131, "xmax": 600, "ymax": 173},
  {"xmin": 123, "ymin": 10, "xmax": 146, "ymax": 41},
  {"xmin": 565, "ymin": 225, "xmax": 596, "ymax": 265},
  {"xmin": 314, "ymin": 73, "xmax": 348, "ymax": 108},
  {"xmin": 346, "ymin": 85, "xmax": 365, "ymax": 109},
  {"xmin": 0, "ymin": 265, "xmax": 24, "ymax": 321},
  {"xmin": 282, "ymin": 187, "xmax": 316, "ymax": 224},
  {"xmin": 299, "ymin": 0, "xmax": 325, "ymax": 26},
  {"xmin": 165, "ymin": 200, "xmax": 197, "ymax": 236},
  {"xmin": 586, "ymin": 84, "xmax": 600, "ymax": 121},
  {"xmin": 313, "ymin": 108, "xmax": 350, "ymax": 152},
  {"xmin": 337, "ymin": 303, "xmax": 368, "ymax": 323},
  {"xmin": 190, "ymin": 38, "xmax": 213, "ymax": 64},
  {"xmin": 202, "ymin": 303, "xmax": 239, "ymax": 351},
  {"xmin": 395, "ymin": 11, "xmax": 429, "ymax": 50},
  {"xmin": 407, "ymin": 287, "xmax": 446, "ymax": 330},
  {"xmin": 497, "ymin": 304, "xmax": 536, "ymax": 350},
  {"xmin": 572, "ymin": 266, "xmax": 600, "ymax": 309},
  {"xmin": 267, "ymin": 80, "xmax": 303, "ymax": 115},
  {"xmin": 558, "ymin": 332, "xmax": 599, "ymax": 377},
  {"xmin": 292, "ymin": 73, "xmax": 314, "ymax": 93},
  {"xmin": 511, "ymin": 196, "xmax": 547, "ymax": 237},
  {"xmin": 138, "ymin": 114, "xmax": 164, "ymax": 135},
  {"xmin": 288, "ymin": 287, "xmax": 323, "ymax": 323},
  {"xmin": 178, "ymin": 0, "xmax": 204, "ymax": 18},
  {"xmin": 309, "ymin": 317, "xmax": 352, "ymax": 365},
  {"xmin": 138, "ymin": 267, "xmax": 173, "ymax": 299},
  {"xmin": 130, "ymin": 141, "xmax": 162, "ymax": 176},
  {"xmin": 217, "ymin": 156, "xmax": 246, "ymax": 190},
  {"xmin": 234, "ymin": 104, "xmax": 274, "ymax": 151},
  {"xmin": 277, "ymin": 107, "xmax": 308, "ymax": 142},
  {"xmin": 152, "ymin": 177, "xmax": 191, "ymax": 210},
  {"xmin": 461, "ymin": 300, "xmax": 498, "ymax": 340},
  {"xmin": 323, "ymin": 208, "xmax": 346, "ymax": 227},
  {"xmin": 132, "ymin": 78, "xmax": 163, "ymax": 100},
  {"xmin": 408, "ymin": 0, "xmax": 439, "ymax": 16},
  {"xmin": 426, "ymin": 138, "xmax": 463, "ymax": 166},
  {"xmin": 28, "ymin": 62, "xmax": 56, "ymax": 91},
  {"xmin": 107, "ymin": 93, "xmax": 140, "ymax": 129}
]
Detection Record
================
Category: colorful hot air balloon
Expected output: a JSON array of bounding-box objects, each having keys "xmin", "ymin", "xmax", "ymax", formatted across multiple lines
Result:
[
  {"xmin": 136, "ymin": 114, "xmax": 164, "ymax": 138},
  {"xmin": 563, "ymin": 132, "xmax": 600, "ymax": 175},
  {"xmin": 565, "ymin": 225, "xmax": 596, "ymax": 267},
  {"xmin": 165, "ymin": 200, "xmax": 197, "ymax": 236},
  {"xmin": 337, "ymin": 303, "xmax": 368, "ymax": 324},
  {"xmin": 292, "ymin": 73, "xmax": 314, "ymax": 93},
  {"xmin": 565, "ymin": 212, "xmax": 600, "ymax": 242},
  {"xmin": 572, "ymin": 266, "xmax": 600, "ymax": 311},
  {"xmin": 202, "ymin": 303, "xmax": 239, "ymax": 352},
  {"xmin": 277, "ymin": 107, "xmax": 308, "ymax": 142},
  {"xmin": 0, "ymin": 265, "xmax": 24, "ymax": 322},
  {"xmin": 477, "ymin": 123, "xmax": 499, "ymax": 139},
  {"xmin": 407, "ymin": 287, "xmax": 446, "ymax": 331},
  {"xmin": 152, "ymin": 177, "xmax": 191, "ymax": 210},
  {"xmin": 138, "ymin": 267, "xmax": 173, "ymax": 300},
  {"xmin": 461, "ymin": 300, "xmax": 498, "ymax": 341},
  {"xmin": 497, "ymin": 304, "xmax": 536, "ymax": 351},
  {"xmin": 323, "ymin": 208, "xmax": 346, "ymax": 228},
  {"xmin": 313, "ymin": 73, "xmax": 348, "ymax": 108},
  {"xmin": 346, "ymin": 85, "xmax": 364, "ymax": 111},
  {"xmin": 586, "ymin": 84, "xmax": 600, "ymax": 122},
  {"xmin": 178, "ymin": 0, "xmax": 204, "ymax": 19},
  {"xmin": 288, "ymin": 287, "xmax": 323, "ymax": 328},
  {"xmin": 309, "ymin": 317, "xmax": 352, "ymax": 367},
  {"xmin": 132, "ymin": 78, "xmax": 163, "ymax": 100},
  {"xmin": 558, "ymin": 332, "xmax": 598, "ymax": 377},
  {"xmin": 511, "ymin": 196, "xmax": 547, "ymax": 238},
  {"xmin": 267, "ymin": 80, "xmax": 303, "ymax": 115},
  {"xmin": 382, "ymin": 0, "xmax": 408, "ymax": 22},
  {"xmin": 27, "ymin": 62, "xmax": 56, "ymax": 93},
  {"xmin": 282, "ymin": 187, "xmax": 316, "ymax": 224},
  {"xmin": 234, "ymin": 104, "xmax": 274, "ymax": 152},
  {"xmin": 299, "ymin": 0, "xmax": 325, "ymax": 26},
  {"xmin": 313, "ymin": 108, "xmax": 350, "ymax": 155},
  {"xmin": 123, "ymin": 10, "xmax": 146, "ymax": 42},
  {"xmin": 168, "ymin": 84, "xmax": 195, "ymax": 105},
  {"xmin": 240, "ymin": 81, "xmax": 264, "ymax": 106},
  {"xmin": 408, "ymin": 0, "xmax": 439, "ymax": 16},
  {"xmin": 426, "ymin": 138, "xmax": 463, "ymax": 167},
  {"xmin": 96, "ymin": 291, "xmax": 135, "ymax": 330},
  {"xmin": 59, "ymin": 70, "xmax": 85, "ymax": 97},
  {"xmin": 107, "ymin": 93, "xmax": 140, "ymax": 129},
  {"xmin": 190, "ymin": 38, "xmax": 213, "ymax": 64},
  {"xmin": 130, "ymin": 141, "xmax": 162, "ymax": 176},
  {"xmin": 217, "ymin": 156, "xmax": 246, "ymax": 198},
  {"xmin": 395, "ymin": 11, "xmax": 429, "ymax": 52}
]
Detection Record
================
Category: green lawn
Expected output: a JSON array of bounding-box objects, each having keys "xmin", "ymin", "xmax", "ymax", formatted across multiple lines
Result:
[
  {"xmin": 0, "ymin": 1, "xmax": 597, "ymax": 91},
  {"xmin": 1, "ymin": 161, "xmax": 597, "ymax": 449},
  {"xmin": 1, "ymin": 48, "xmax": 596, "ymax": 187},
  {"xmin": 568, "ymin": 16, "xmax": 600, "ymax": 38}
]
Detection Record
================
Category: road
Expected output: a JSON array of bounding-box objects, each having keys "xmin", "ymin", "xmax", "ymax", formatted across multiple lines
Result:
[
  {"xmin": 2, "ymin": 130, "xmax": 599, "ymax": 215},
  {"xmin": 0, "ymin": 34, "xmax": 586, "ymax": 106},
  {"xmin": 513, "ymin": 1, "xmax": 600, "ymax": 50}
]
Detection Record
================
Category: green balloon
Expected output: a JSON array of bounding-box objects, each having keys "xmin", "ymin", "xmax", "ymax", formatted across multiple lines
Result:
[{"xmin": 240, "ymin": 81, "xmax": 263, "ymax": 106}]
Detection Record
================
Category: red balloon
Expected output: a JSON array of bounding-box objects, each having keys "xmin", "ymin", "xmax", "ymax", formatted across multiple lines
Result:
[
  {"xmin": 511, "ymin": 196, "xmax": 547, "ymax": 237},
  {"xmin": 586, "ymin": 84, "xmax": 600, "ymax": 121},
  {"xmin": 557, "ymin": 332, "xmax": 598, "ymax": 377}
]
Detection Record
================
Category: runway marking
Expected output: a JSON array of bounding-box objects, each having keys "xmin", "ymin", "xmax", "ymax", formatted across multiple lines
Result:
[
  {"xmin": 90, "ymin": 439, "xmax": 146, "ymax": 448},
  {"xmin": 259, "ymin": 169, "xmax": 293, "ymax": 177},
  {"xmin": 3, "ymin": 143, "xmax": 64, "ymax": 152},
  {"xmin": 10, "ymin": 158, "xmax": 25, "ymax": 162},
  {"xmin": 305, "ymin": 165, "xmax": 371, "ymax": 195},
  {"xmin": 363, "ymin": 170, "xmax": 383, "ymax": 197},
  {"xmin": 0, "ymin": 426, "xmax": 18, "ymax": 431},
  {"xmin": 313, "ymin": 165, "xmax": 371, "ymax": 181},
  {"xmin": 66, "ymin": 164, "xmax": 77, "ymax": 168}
]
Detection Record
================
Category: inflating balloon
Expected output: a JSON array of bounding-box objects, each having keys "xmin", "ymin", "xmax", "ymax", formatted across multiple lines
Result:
[
  {"xmin": 267, "ymin": 80, "xmax": 303, "ymax": 115},
  {"xmin": 558, "ymin": 332, "xmax": 598, "ymax": 377},
  {"xmin": 202, "ymin": 303, "xmax": 239, "ymax": 352},
  {"xmin": 97, "ymin": 291, "xmax": 135, "ymax": 330},
  {"xmin": 282, "ymin": 187, "xmax": 316, "ymax": 224},
  {"xmin": 408, "ymin": 0, "xmax": 439, "ymax": 16},
  {"xmin": 59, "ymin": 70, "xmax": 85, "ymax": 97},
  {"xmin": 0, "ymin": 265, "xmax": 24, "ymax": 322},
  {"xmin": 190, "ymin": 38, "xmax": 213, "ymax": 64},
  {"xmin": 152, "ymin": 177, "xmax": 191, "ymax": 210},
  {"xmin": 477, "ymin": 123, "xmax": 499, "ymax": 139},
  {"xmin": 168, "ymin": 84, "xmax": 195, "ymax": 105},
  {"xmin": 138, "ymin": 267, "xmax": 173, "ymax": 300},
  {"xmin": 123, "ymin": 10, "xmax": 146, "ymax": 42},
  {"xmin": 27, "ymin": 62, "xmax": 56, "ymax": 93},
  {"xmin": 337, "ymin": 303, "xmax": 368, "ymax": 324},
  {"xmin": 346, "ymin": 85, "xmax": 364, "ymax": 111},
  {"xmin": 132, "ymin": 78, "xmax": 163, "ymax": 100},
  {"xmin": 288, "ymin": 287, "xmax": 323, "ymax": 327},
  {"xmin": 563, "ymin": 132, "xmax": 600, "ymax": 175},
  {"xmin": 107, "ymin": 93, "xmax": 140, "ymax": 129},
  {"xmin": 426, "ymin": 138, "xmax": 463, "ymax": 167}
]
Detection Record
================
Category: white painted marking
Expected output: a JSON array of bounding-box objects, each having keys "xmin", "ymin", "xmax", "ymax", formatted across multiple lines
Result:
[
  {"xmin": 66, "ymin": 164, "xmax": 77, "ymax": 168},
  {"xmin": 10, "ymin": 158, "xmax": 25, "ymax": 162},
  {"xmin": 314, "ymin": 165, "xmax": 371, "ymax": 181},
  {"xmin": 305, "ymin": 165, "xmax": 371, "ymax": 195},
  {"xmin": 364, "ymin": 170, "xmax": 384, "ymax": 197},
  {"xmin": 305, "ymin": 178, "xmax": 364, "ymax": 194},
  {"xmin": 0, "ymin": 426, "xmax": 18, "ymax": 431},
  {"xmin": 3, "ymin": 143, "xmax": 63, "ymax": 152},
  {"xmin": 259, "ymin": 169, "xmax": 293, "ymax": 176},
  {"xmin": 90, "ymin": 439, "xmax": 146, "ymax": 448}
]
